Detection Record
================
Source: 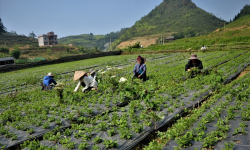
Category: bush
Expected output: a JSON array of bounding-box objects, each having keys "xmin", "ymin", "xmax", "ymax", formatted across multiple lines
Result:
[
  {"xmin": 0, "ymin": 47, "xmax": 9, "ymax": 54},
  {"xmin": 11, "ymin": 49, "xmax": 21, "ymax": 59},
  {"xmin": 128, "ymin": 42, "xmax": 140, "ymax": 49},
  {"xmin": 28, "ymin": 53, "xmax": 38, "ymax": 56}
]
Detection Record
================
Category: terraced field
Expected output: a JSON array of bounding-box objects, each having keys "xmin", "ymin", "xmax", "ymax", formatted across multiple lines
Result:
[{"xmin": 0, "ymin": 50, "xmax": 250, "ymax": 150}]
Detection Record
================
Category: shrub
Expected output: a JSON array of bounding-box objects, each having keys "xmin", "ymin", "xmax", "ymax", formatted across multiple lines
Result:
[
  {"xmin": 11, "ymin": 49, "xmax": 21, "ymax": 59},
  {"xmin": 0, "ymin": 47, "xmax": 9, "ymax": 54}
]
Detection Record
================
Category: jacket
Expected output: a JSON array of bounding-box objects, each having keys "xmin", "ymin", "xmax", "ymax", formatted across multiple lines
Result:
[
  {"xmin": 74, "ymin": 76, "xmax": 98, "ymax": 92},
  {"xmin": 185, "ymin": 60, "xmax": 203, "ymax": 71},
  {"xmin": 43, "ymin": 76, "xmax": 57, "ymax": 86},
  {"xmin": 133, "ymin": 63, "xmax": 146, "ymax": 76}
]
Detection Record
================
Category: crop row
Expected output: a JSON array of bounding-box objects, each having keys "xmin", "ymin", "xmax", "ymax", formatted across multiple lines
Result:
[
  {"xmin": 0, "ymin": 50, "xmax": 249, "ymax": 149},
  {"xmin": 145, "ymin": 62, "xmax": 250, "ymax": 149}
]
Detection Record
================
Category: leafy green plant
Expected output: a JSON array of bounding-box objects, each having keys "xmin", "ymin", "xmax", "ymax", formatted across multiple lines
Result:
[
  {"xmin": 63, "ymin": 128, "xmax": 71, "ymax": 136},
  {"xmin": 42, "ymin": 122, "xmax": 50, "ymax": 129},
  {"xmin": 92, "ymin": 145, "xmax": 100, "ymax": 150},
  {"xmin": 108, "ymin": 127, "xmax": 116, "ymax": 137},
  {"xmin": 59, "ymin": 137, "xmax": 75, "ymax": 149},
  {"xmin": 222, "ymin": 142, "xmax": 235, "ymax": 150},
  {"xmin": 119, "ymin": 128, "xmax": 132, "ymax": 139},
  {"xmin": 93, "ymin": 136, "xmax": 102, "ymax": 144},
  {"xmin": 27, "ymin": 128, "xmax": 34, "ymax": 135},
  {"xmin": 176, "ymin": 131, "xmax": 193, "ymax": 147},
  {"xmin": 78, "ymin": 142, "xmax": 88, "ymax": 150},
  {"xmin": 103, "ymin": 139, "xmax": 118, "ymax": 149}
]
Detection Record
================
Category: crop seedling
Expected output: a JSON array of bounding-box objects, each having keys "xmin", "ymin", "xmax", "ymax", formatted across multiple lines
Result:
[
  {"xmin": 82, "ymin": 133, "xmax": 92, "ymax": 141},
  {"xmin": 55, "ymin": 118, "xmax": 62, "ymax": 125},
  {"xmin": 92, "ymin": 145, "xmax": 100, "ymax": 150},
  {"xmin": 27, "ymin": 128, "xmax": 34, "ymax": 135},
  {"xmin": 108, "ymin": 127, "xmax": 116, "ymax": 136},
  {"xmin": 223, "ymin": 142, "xmax": 235, "ymax": 150},
  {"xmin": 119, "ymin": 128, "xmax": 132, "ymax": 139},
  {"xmin": 63, "ymin": 128, "xmax": 71, "ymax": 136},
  {"xmin": 103, "ymin": 139, "xmax": 118, "ymax": 149},
  {"xmin": 93, "ymin": 136, "xmax": 102, "ymax": 144},
  {"xmin": 74, "ymin": 130, "xmax": 85, "ymax": 139},
  {"xmin": 132, "ymin": 123, "xmax": 144, "ymax": 133},
  {"xmin": 98, "ymin": 121, "xmax": 108, "ymax": 131},
  {"xmin": 177, "ymin": 131, "xmax": 193, "ymax": 148},
  {"xmin": 59, "ymin": 137, "xmax": 75, "ymax": 149},
  {"xmin": 42, "ymin": 122, "xmax": 50, "ymax": 129},
  {"xmin": 78, "ymin": 142, "xmax": 88, "ymax": 150},
  {"xmin": 48, "ymin": 116, "xmax": 55, "ymax": 122}
]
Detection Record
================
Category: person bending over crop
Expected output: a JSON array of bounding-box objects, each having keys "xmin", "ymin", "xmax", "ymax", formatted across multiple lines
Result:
[
  {"xmin": 185, "ymin": 54, "xmax": 203, "ymax": 72},
  {"xmin": 42, "ymin": 73, "xmax": 57, "ymax": 90},
  {"xmin": 88, "ymin": 69, "xmax": 97, "ymax": 80},
  {"xmin": 133, "ymin": 55, "xmax": 146, "ymax": 81},
  {"xmin": 74, "ymin": 71, "xmax": 98, "ymax": 93}
]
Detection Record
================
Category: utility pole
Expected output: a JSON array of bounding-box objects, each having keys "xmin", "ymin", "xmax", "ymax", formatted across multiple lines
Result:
[{"xmin": 110, "ymin": 38, "xmax": 112, "ymax": 51}]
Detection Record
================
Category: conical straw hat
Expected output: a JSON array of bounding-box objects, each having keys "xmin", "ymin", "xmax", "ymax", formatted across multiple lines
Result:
[{"xmin": 73, "ymin": 71, "xmax": 86, "ymax": 81}]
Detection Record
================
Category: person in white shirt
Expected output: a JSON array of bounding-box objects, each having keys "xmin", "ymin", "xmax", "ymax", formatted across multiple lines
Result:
[
  {"xmin": 88, "ymin": 69, "xmax": 96, "ymax": 80},
  {"xmin": 201, "ymin": 45, "xmax": 206, "ymax": 50},
  {"xmin": 73, "ymin": 71, "xmax": 98, "ymax": 93}
]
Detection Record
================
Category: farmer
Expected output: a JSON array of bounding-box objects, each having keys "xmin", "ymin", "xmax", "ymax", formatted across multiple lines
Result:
[
  {"xmin": 201, "ymin": 45, "xmax": 206, "ymax": 50},
  {"xmin": 133, "ymin": 55, "xmax": 146, "ymax": 81},
  {"xmin": 88, "ymin": 69, "xmax": 97, "ymax": 80},
  {"xmin": 74, "ymin": 71, "xmax": 98, "ymax": 93},
  {"xmin": 42, "ymin": 73, "xmax": 57, "ymax": 90},
  {"xmin": 185, "ymin": 54, "xmax": 203, "ymax": 72}
]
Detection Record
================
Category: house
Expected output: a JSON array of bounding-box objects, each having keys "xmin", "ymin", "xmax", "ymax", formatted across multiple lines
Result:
[
  {"xmin": 38, "ymin": 32, "xmax": 58, "ymax": 46},
  {"xmin": 165, "ymin": 36, "xmax": 175, "ymax": 42}
]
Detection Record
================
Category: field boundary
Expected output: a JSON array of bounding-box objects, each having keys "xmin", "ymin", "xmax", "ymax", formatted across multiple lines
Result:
[{"xmin": 0, "ymin": 51, "xmax": 122, "ymax": 73}]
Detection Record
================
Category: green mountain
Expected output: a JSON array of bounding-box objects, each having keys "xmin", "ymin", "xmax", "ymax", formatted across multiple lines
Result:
[
  {"xmin": 112, "ymin": 0, "xmax": 227, "ymax": 49},
  {"xmin": 58, "ymin": 28, "xmax": 128, "ymax": 50},
  {"xmin": 0, "ymin": 33, "xmax": 38, "ymax": 47},
  {"xmin": 233, "ymin": 5, "xmax": 250, "ymax": 21},
  {"xmin": 147, "ymin": 14, "xmax": 250, "ymax": 51}
]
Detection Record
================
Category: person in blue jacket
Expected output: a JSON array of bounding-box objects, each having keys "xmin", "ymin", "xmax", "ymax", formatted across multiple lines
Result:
[
  {"xmin": 42, "ymin": 72, "xmax": 57, "ymax": 90},
  {"xmin": 133, "ymin": 55, "xmax": 146, "ymax": 81}
]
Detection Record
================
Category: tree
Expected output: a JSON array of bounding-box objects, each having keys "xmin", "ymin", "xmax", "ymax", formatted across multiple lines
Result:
[
  {"xmin": 29, "ymin": 31, "xmax": 36, "ymax": 38},
  {"xmin": 0, "ymin": 47, "xmax": 9, "ymax": 54},
  {"xmin": 11, "ymin": 49, "xmax": 21, "ymax": 59},
  {"xmin": 0, "ymin": 18, "xmax": 6, "ymax": 34}
]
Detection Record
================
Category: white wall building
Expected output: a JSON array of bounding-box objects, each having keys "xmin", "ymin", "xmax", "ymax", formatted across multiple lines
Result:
[{"xmin": 38, "ymin": 32, "xmax": 58, "ymax": 46}]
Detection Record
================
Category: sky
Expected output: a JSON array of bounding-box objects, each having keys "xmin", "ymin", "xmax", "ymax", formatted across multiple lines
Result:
[{"xmin": 0, "ymin": 0, "xmax": 250, "ymax": 38}]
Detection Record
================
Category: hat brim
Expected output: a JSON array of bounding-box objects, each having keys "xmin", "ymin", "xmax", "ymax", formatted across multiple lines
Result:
[
  {"xmin": 189, "ymin": 57, "xmax": 199, "ymax": 60},
  {"xmin": 74, "ymin": 71, "xmax": 86, "ymax": 81},
  {"xmin": 90, "ymin": 70, "xmax": 96, "ymax": 75}
]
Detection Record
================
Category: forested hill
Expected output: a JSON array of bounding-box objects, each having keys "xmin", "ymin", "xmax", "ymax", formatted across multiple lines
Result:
[
  {"xmin": 58, "ymin": 28, "xmax": 128, "ymax": 50},
  {"xmin": 112, "ymin": 0, "xmax": 226, "ymax": 48},
  {"xmin": 233, "ymin": 5, "xmax": 250, "ymax": 21}
]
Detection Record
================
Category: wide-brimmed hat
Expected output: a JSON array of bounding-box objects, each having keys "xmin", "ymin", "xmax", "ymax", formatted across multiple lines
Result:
[
  {"xmin": 189, "ymin": 54, "xmax": 199, "ymax": 60},
  {"xmin": 89, "ymin": 69, "xmax": 96, "ymax": 75},
  {"xmin": 73, "ymin": 71, "xmax": 86, "ymax": 81},
  {"xmin": 47, "ymin": 72, "xmax": 54, "ymax": 77}
]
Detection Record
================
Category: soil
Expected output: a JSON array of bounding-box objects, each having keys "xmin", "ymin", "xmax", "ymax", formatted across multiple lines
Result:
[
  {"xmin": 235, "ymin": 65, "xmax": 250, "ymax": 80},
  {"xmin": 116, "ymin": 33, "xmax": 173, "ymax": 49},
  {"xmin": 117, "ymin": 37, "xmax": 158, "ymax": 49}
]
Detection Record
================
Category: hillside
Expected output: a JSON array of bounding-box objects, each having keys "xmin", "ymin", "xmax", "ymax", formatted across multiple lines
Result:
[
  {"xmin": 58, "ymin": 34, "xmax": 105, "ymax": 50},
  {"xmin": 112, "ymin": 0, "xmax": 226, "ymax": 49},
  {"xmin": 233, "ymin": 5, "xmax": 250, "ymax": 21},
  {"xmin": 0, "ymin": 33, "xmax": 38, "ymax": 47},
  {"xmin": 58, "ymin": 29, "xmax": 128, "ymax": 50},
  {"xmin": 146, "ymin": 15, "xmax": 250, "ymax": 51}
]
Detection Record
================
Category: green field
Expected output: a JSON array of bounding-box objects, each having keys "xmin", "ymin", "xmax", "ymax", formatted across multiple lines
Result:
[{"xmin": 0, "ymin": 50, "xmax": 250, "ymax": 149}]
